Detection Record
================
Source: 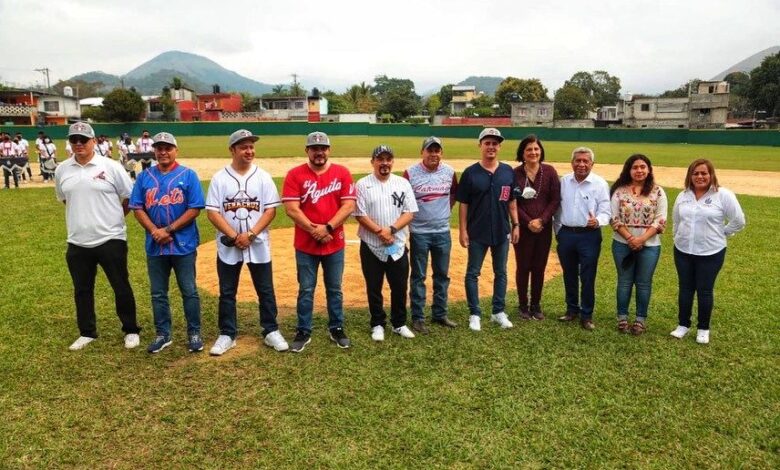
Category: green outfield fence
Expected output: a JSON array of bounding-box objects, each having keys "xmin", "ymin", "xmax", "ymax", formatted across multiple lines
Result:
[{"xmin": 4, "ymin": 122, "xmax": 779, "ymax": 146}]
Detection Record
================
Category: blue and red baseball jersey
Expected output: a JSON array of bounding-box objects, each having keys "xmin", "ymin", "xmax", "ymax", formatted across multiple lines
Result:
[{"xmin": 129, "ymin": 163, "xmax": 205, "ymax": 256}]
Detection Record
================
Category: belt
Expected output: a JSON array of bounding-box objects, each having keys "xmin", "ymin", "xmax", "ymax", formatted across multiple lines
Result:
[{"xmin": 560, "ymin": 225, "xmax": 597, "ymax": 233}]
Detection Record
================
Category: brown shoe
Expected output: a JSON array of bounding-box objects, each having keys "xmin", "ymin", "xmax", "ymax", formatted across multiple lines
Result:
[
  {"xmin": 431, "ymin": 316, "xmax": 457, "ymax": 328},
  {"xmin": 558, "ymin": 313, "xmax": 578, "ymax": 322},
  {"xmin": 580, "ymin": 319, "xmax": 595, "ymax": 331},
  {"xmin": 519, "ymin": 308, "xmax": 532, "ymax": 320},
  {"xmin": 412, "ymin": 319, "xmax": 430, "ymax": 335},
  {"xmin": 617, "ymin": 319, "xmax": 630, "ymax": 333},
  {"xmin": 530, "ymin": 305, "xmax": 545, "ymax": 321},
  {"xmin": 630, "ymin": 321, "xmax": 646, "ymax": 336}
]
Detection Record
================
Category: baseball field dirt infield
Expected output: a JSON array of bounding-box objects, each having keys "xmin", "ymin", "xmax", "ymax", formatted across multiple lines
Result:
[{"xmin": 195, "ymin": 227, "xmax": 562, "ymax": 311}]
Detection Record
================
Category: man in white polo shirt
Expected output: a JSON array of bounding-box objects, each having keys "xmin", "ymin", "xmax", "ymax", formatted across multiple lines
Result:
[
  {"xmin": 355, "ymin": 145, "xmax": 419, "ymax": 341},
  {"xmin": 54, "ymin": 122, "xmax": 141, "ymax": 351}
]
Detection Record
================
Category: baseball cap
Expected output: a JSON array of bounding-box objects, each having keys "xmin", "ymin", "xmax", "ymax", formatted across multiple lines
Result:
[
  {"xmin": 228, "ymin": 129, "xmax": 259, "ymax": 147},
  {"xmin": 306, "ymin": 131, "xmax": 331, "ymax": 147},
  {"xmin": 152, "ymin": 132, "xmax": 177, "ymax": 148},
  {"xmin": 68, "ymin": 122, "xmax": 95, "ymax": 139},
  {"xmin": 478, "ymin": 127, "xmax": 504, "ymax": 143},
  {"xmin": 371, "ymin": 145, "xmax": 394, "ymax": 159},
  {"xmin": 421, "ymin": 136, "xmax": 443, "ymax": 151}
]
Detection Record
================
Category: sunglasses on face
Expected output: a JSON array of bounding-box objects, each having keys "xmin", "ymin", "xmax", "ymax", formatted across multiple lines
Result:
[{"xmin": 68, "ymin": 136, "xmax": 91, "ymax": 144}]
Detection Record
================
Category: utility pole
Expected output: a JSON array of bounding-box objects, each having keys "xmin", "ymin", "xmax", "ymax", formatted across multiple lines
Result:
[{"xmin": 34, "ymin": 67, "xmax": 51, "ymax": 90}]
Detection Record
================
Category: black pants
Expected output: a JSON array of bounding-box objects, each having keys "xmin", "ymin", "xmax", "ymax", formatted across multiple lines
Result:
[
  {"xmin": 674, "ymin": 247, "xmax": 726, "ymax": 330},
  {"xmin": 3, "ymin": 168, "xmax": 18, "ymax": 188},
  {"xmin": 65, "ymin": 239, "xmax": 139, "ymax": 338},
  {"xmin": 360, "ymin": 241, "xmax": 410, "ymax": 328}
]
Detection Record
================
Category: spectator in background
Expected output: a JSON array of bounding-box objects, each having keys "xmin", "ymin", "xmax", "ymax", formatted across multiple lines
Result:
[{"xmin": 136, "ymin": 129, "xmax": 155, "ymax": 171}]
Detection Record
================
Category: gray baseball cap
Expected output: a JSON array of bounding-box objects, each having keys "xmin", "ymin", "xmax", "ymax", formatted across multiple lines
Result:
[
  {"xmin": 68, "ymin": 122, "xmax": 95, "ymax": 139},
  {"xmin": 152, "ymin": 132, "xmax": 177, "ymax": 148},
  {"xmin": 306, "ymin": 131, "xmax": 330, "ymax": 147},
  {"xmin": 478, "ymin": 127, "xmax": 504, "ymax": 143},
  {"xmin": 371, "ymin": 144, "xmax": 394, "ymax": 159},
  {"xmin": 228, "ymin": 129, "xmax": 259, "ymax": 147},
  {"xmin": 421, "ymin": 136, "xmax": 443, "ymax": 151}
]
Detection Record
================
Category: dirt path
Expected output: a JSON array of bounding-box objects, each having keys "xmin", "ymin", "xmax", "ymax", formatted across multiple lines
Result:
[
  {"xmin": 195, "ymin": 227, "xmax": 561, "ymax": 311},
  {"xmin": 16, "ymin": 158, "xmax": 780, "ymax": 197}
]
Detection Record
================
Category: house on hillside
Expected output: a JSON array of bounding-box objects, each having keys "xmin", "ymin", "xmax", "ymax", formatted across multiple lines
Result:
[
  {"xmin": 510, "ymin": 101, "xmax": 554, "ymax": 127},
  {"xmin": 0, "ymin": 88, "xmax": 81, "ymax": 125},
  {"xmin": 450, "ymin": 85, "xmax": 476, "ymax": 114}
]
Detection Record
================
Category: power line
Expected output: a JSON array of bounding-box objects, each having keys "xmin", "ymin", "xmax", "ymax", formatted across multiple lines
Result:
[{"xmin": 34, "ymin": 68, "xmax": 51, "ymax": 89}]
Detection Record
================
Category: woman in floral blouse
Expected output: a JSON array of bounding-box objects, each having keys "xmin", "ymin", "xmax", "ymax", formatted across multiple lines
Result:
[{"xmin": 609, "ymin": 154, "xmax": 667, "ymax": 335}]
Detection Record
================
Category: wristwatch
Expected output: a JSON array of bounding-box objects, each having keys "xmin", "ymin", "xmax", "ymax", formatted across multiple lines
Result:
[
  {"xmin": 247, "ymin": 230, "xmax": 257, "ymax": 242},
  {"xmin": 512, "ymin": 223, "xmax": 520, "ymax": 228},
  {"xmin": 389, "ymin": 225, "xmax": 398, "ymax": 235},
  {"xmin": 326, "ymin": 223, "xmax": 334, "ymax": 234}
]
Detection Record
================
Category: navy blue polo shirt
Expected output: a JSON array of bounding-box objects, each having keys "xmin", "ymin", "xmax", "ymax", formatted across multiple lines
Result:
[{"xmin": 455, "ymin": 161, "xmax": 516, "ymax": 246}]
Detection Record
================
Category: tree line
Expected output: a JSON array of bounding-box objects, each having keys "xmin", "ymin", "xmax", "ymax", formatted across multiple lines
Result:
[{"xmin": 51, "ymin": 51, "xmax": 780, "ymax": 123}]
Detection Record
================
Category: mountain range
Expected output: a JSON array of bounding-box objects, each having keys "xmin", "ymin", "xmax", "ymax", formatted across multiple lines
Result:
[
  {"xmin": 64, "ymin": 47, "xmax": 778, "ymax": 98},
  {"xmin": 711, "ymin": 46, "xmax": 780, "ymax": 80},
  {"xmin": 69, "ymin": 51, "xmax": 275, "ymax": 95}
]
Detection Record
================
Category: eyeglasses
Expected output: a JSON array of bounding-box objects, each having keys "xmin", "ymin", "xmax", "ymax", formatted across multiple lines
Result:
[{"xmin": 68, "ymin": 136, "xmax": 90, "ymax": 144}]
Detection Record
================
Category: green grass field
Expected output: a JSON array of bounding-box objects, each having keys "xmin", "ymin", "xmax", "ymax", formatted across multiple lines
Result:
[
  {"xmin": 57, "ymin": 135, "xmax": 780, "ymax": 171},
  {"xmin": 0, "ymin": 167, "xmax": 778, "ymax": 467}
]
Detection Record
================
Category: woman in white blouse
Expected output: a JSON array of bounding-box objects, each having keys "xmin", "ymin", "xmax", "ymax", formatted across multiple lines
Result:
[
  {"xmin": 671, "ymin": 159, "xmax": 745, "ymax": 344},
  {"xmin": 610, "ymin": 154, "xmax": 667, "ymax": 335}
]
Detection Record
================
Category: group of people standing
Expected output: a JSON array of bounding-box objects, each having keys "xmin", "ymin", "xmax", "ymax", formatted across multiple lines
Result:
[{"xmin": 54, "ymin": 122, "xmax": 745, "ymax": 357}]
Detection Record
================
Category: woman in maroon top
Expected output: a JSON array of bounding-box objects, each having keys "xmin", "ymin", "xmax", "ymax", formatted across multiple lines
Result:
[{"xmin": 513, "ymin": 135, "xmax": 561, "ymax": 319}]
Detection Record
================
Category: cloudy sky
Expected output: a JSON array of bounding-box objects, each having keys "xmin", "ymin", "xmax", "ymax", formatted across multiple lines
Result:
[{"xmin": 1, "ymin": 0, "xmax": 778, "ymax": 95}]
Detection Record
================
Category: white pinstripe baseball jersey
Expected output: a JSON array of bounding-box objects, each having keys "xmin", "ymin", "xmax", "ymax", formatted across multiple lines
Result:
[{"xmin": 354, "ymin": 173, "xmax": 418, "ymax": 261}]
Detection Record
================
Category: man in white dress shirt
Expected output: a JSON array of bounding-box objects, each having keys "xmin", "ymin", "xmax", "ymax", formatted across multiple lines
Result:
[{"xmin": 554, "ymin": 147, "xmax": 611, "ymax": 330}]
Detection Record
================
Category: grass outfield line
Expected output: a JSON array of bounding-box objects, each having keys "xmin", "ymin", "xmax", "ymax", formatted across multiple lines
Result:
[
  {"xmin": 53, "ymin": 135, "xmax": 780, "ymax": 171},
  {"xmin": 0, "ymin": 183, "xmax": 777, "ymax": 467}
]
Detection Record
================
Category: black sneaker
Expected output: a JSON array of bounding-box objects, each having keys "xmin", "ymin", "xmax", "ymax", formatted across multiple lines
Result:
[
  {"xmin": 329, "ymin": 328, "xmax": 351, "ymax": 349},
  {"xmin": 290, "ymin": 331, "xmax": 312, "ymax": 353}
]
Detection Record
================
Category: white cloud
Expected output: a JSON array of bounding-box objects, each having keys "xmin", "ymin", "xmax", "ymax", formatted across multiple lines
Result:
[{"xmin": 1, "ymin": 0, "xmax": 778, "ymax": 95}]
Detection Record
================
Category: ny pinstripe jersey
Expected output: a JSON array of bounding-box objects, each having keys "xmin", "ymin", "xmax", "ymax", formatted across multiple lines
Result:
[
  {"xmin": 354, "ymin": 173, "xmax": 418, "ymax": 261},
  {"xmin": 206, "ymin": 164, "xmax": 280, "ymax": 264}
]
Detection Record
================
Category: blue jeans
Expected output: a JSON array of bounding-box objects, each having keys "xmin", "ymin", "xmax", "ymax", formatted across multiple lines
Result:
[
  {"xmin": 147, "ymin": 252, "xmax": 201, "ymax": 337},
  {"xmin": 674, "ymin": 247, "xmax": 726, "ymax": 330},
  {"xmin": 409, "ymin": 231, "xmax": 452, "ymax": 321},
  {"xmin": 465, "ymin": 239, "xmax": 509, "ymax": 317},
  {"xmin": 295, "ymin": 249, "xmax": 346, "ymax": 334},
  {"xmin": 556, "ymin": 228, "xmax": 602, "ymax": 319},
  {"xmin": 611, "ymin": 241, "xmax": 661, "ymax": 322},
  {"xmin": 216, "ymin": 258, "xmax": 279, "ymax": 338}
]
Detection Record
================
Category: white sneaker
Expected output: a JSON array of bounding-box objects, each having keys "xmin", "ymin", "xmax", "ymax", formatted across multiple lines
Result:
[
  {"xmin": 69, "ymin": 336, "xmax": 95, "ymax": 351},
  {"xmin": 392, "ymin": 325, "xmax": 415, "ymax": 339},
  {"xmin": 696, "ymin": 329, "xmax": 710, "ymax": 344},
  {"xmin": 210, "ymin": 335, "xmax": 236, "ymax": 356},
  {"xmin": 263, "ymin": 330, "xmax": 289, "ymax": 352},
  {"xmin": 371, "ymin": 325, "xmax": 385, "ymax": 342},
  {"xmin": 124, "ymin": 333, "xmax": 140, "ymax": 349},
  {"xmin": 670, "ymin": 325, "xmax": 690, "ymax": 339},
  {"xmin": 469, "ymin": 315, "xmax": 481, "ymax": 331},
  {"xmin": 490, "ymin": 312, "xmax": 514, "ymax": 329}
]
